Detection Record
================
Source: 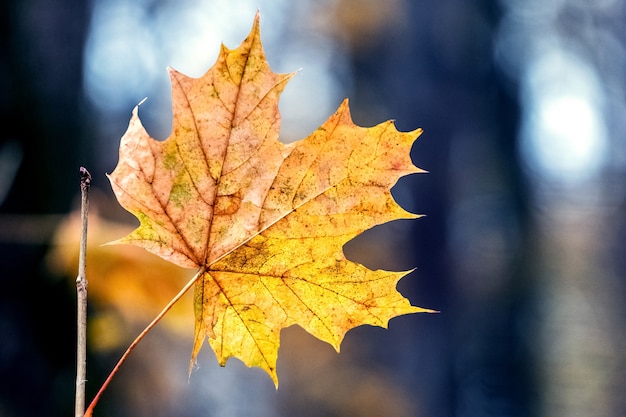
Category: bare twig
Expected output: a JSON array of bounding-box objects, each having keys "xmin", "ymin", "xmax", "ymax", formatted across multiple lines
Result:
[
  {"xmin": 75, "ymin": 167, "xmax": 91, "ymax": 417},
  {"xmin": 83, "ymin": 269, "xmax": 202, "ymax": 417}
]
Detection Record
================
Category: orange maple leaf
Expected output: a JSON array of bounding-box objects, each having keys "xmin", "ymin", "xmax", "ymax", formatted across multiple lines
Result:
[{"xmin": 108, "ymin": 12, "xmax": 433, "ymax": 386}]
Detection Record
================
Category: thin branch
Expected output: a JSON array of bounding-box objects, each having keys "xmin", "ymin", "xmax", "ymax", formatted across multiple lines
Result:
[
  {"xmin": 75, "ymin": 167, "xmax": 91, "ymax": 417},
  {"xmin": 83, "ymin": 269, "xmax": 203, "ymax": 417}
]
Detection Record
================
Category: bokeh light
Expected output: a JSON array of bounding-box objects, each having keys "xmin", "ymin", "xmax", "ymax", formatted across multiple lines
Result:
[
  {"xmin": 520, "ymin": 49, "xmax": 608, "ymax": 186},
  {"xmin": 83, "ymin": 0, "xmax": 347, "ymax": 146}
]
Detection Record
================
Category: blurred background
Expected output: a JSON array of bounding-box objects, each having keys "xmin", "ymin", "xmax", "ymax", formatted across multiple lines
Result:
[{"xmin": 1, "ymin": 0, "xmax": 625, "ymax": 416}]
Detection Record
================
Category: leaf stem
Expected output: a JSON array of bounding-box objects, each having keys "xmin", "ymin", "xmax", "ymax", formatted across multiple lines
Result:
[
  {"xmin": 75, "ymin": 167, "xmax": 91, "ymax": 417},
  {"xmin": 83, "ymin": 269, "xmax": 202, "ymax": 417}
]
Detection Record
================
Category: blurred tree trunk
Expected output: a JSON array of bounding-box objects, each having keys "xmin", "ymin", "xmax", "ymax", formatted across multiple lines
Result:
[
  {"xmin": 1, "ymin": 0, "xmax": 89, "ymax": 214},
  {"xmin": 0, "ymin": 0, "xmax": 89, "ymax": 416},
  {"xmin": 333, "ymin": 1, "xmax": 535, "ymax": 416}
]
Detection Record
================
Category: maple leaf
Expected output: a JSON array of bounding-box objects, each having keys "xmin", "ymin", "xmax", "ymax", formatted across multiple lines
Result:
[{"xmin": 108, "ymin": 12, "xmax": 433, "ymax": 386}]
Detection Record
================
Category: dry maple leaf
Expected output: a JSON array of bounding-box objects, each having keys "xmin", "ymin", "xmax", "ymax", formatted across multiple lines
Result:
[{"xmin": 108, "ymin": 12, "xmax": 433, "ymax": 386}]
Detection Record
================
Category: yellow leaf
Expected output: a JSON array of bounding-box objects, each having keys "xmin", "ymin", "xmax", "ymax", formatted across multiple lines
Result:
[{"xmin": 108, "ymin": 12, "xmax": 433, "ymax": 386}]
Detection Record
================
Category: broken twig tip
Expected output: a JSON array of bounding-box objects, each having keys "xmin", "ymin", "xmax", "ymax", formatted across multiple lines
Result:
[{"xmin": 79, "ymin": 167, "xmax": 92, "ymax": 189}]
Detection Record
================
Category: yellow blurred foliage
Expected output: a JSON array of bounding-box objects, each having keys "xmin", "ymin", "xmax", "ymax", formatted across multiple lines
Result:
[{"xmin": 47, "ymin": 207, "xmax": 195, "ymax": 352}]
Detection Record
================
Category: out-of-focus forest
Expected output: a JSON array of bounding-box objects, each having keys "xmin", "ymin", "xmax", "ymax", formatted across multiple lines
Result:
[{"xmin": 1, "ymin": 0, "xmax": 625, "ymax": 416}]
